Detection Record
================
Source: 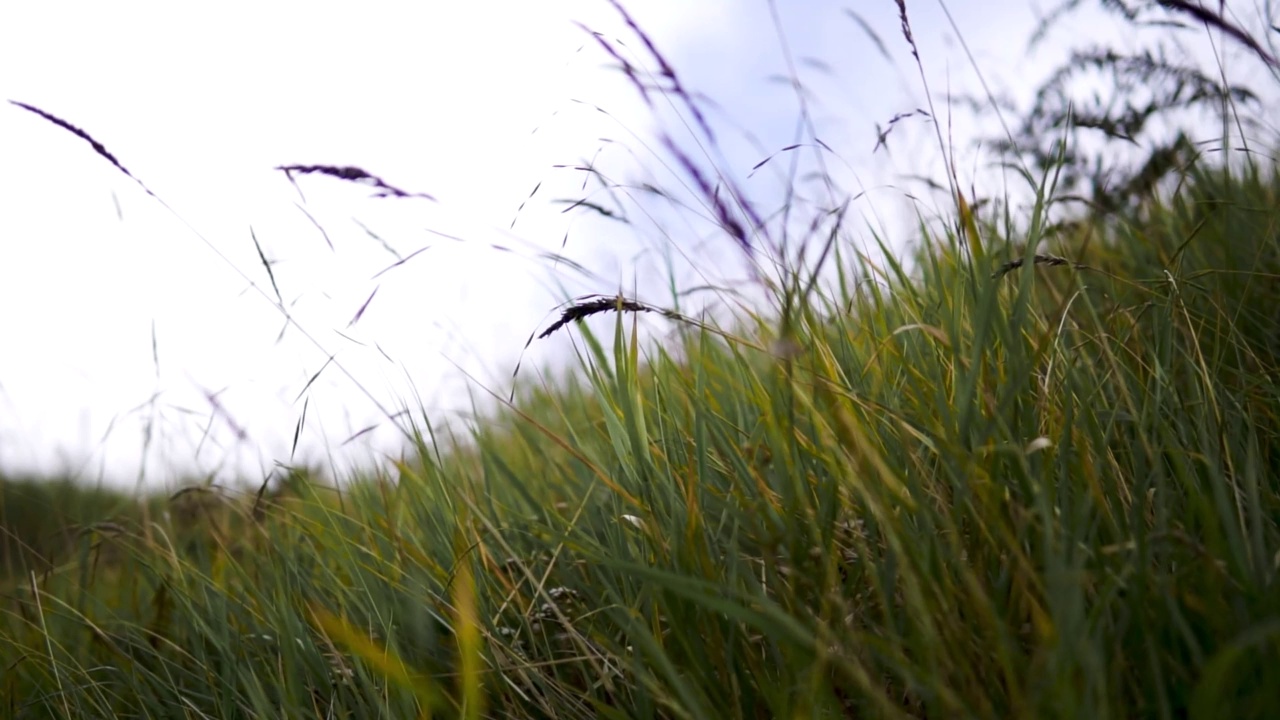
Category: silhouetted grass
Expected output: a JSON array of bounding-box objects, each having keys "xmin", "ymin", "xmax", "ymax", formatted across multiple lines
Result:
[
  {"xmin": 7, "ymin": 101, "xmax": 151, "ymax": 195},
  {"xmin": 276, "ymin": 164, "xmax": 438, "ymax": 201}
]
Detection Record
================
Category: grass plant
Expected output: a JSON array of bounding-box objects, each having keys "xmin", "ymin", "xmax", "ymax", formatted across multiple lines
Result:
[{"xmin": 3, "ymin": 1, "xmax": 1279, "ymax": 718}]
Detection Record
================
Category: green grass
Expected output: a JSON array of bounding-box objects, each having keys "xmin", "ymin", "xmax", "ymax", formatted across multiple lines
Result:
[
  {"xmin": 4, "ymin": 158, "xmax": 1277, "ymax": 719},
  {"xmin": 4, "ymin": 3, "xmax": 1280, "ymax": 718}
]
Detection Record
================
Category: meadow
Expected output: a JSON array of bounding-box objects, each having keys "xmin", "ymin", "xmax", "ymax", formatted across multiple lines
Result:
[{"xmin": 3, "ymin": 2, "xmax": 1280, "ymax": 718}]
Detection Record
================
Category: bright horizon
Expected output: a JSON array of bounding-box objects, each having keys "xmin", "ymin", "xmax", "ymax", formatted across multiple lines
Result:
[{"xmin": 0, "ymin": 0, "xmax": 1223, "ymax": 489}]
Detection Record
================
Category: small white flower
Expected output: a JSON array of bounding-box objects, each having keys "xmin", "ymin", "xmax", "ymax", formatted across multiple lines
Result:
[{"xmin": 1024, "ymin": 437, "xmax": 1053, "ymax": 455}]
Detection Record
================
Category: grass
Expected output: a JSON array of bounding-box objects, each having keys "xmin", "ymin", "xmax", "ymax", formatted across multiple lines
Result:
[{"xmin": 3, "ymin": 1, "xmax": 1280, "ymax": 718}]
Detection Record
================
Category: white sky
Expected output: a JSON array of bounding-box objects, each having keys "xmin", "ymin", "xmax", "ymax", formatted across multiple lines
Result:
[{"xmin": 1, "ymin": 1, "xmax": 1262, "ymax": 490}]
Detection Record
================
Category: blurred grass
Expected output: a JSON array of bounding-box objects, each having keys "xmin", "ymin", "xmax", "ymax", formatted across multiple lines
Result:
[{"xmin": 3, "ymin": 156, "xmax": 1278, "ymax": 718}]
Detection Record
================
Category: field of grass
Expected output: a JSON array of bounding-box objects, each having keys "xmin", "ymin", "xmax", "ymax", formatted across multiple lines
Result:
[{"xmin": 3, "ymin": 2, "xmax": 1280, "ymax": 718}]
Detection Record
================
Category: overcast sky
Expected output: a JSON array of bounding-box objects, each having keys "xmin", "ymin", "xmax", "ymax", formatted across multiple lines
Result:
[{"xmin": 0, "ymin": 0, "xmax": 1256, "ymax": 490}]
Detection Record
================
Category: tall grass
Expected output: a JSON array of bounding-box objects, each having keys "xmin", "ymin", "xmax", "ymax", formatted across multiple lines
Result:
[{"xmin": 3, "ymin": 1, "xmax": 1280, "ymax": 718}]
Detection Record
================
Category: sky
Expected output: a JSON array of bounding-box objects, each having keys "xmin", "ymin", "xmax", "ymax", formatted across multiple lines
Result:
[{"xmin": 0, "ymin": 0, "xmax": 1263, "ymax": 490}]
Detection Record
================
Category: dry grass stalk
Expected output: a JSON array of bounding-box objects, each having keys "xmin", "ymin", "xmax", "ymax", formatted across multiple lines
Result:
[
  {"xmin": 1157, "ymin": 0, "xmax": 1278, "ymax": 68},
  {"xmin": 276, "ymin": 164, "xmax": 436, "ymax": 200},
  {"xmin": 537, "ymin": 294, "xmax": 688, "ymax": 341},
  {"xmin": 576, "ymin": 2, "xmax": 767, "ymax": 259},
  {"xmin": 8, "ymin": 100, "xmax": 154, "ymax": 196},
  {"xmin": 991, "ymin": 253, "xmax": 1088, "ymax": 280},
  {"xmin": 873, "ymin": 109, "xmax": 932, "ymax": 154}
]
